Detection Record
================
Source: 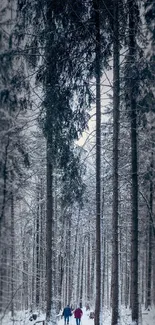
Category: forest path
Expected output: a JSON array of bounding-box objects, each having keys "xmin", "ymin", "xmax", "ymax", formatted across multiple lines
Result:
[{"xmin": 58, "ymin": 309, "xmax": 94, "ymax": 325}]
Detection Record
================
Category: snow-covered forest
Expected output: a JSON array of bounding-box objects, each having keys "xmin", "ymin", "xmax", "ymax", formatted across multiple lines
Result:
[{"xmin": 0, "ymin": 0, "xmax": 155, "ymax": 325}]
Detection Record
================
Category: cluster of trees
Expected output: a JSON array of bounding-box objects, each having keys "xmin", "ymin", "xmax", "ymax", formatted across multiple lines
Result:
[{"xmin": 0, "ymin": 1, "xmax": 154, "ymax": 325}]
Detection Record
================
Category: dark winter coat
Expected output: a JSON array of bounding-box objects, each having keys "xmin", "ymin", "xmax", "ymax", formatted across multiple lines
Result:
[
  {"xmin": 74, "ymin": 308, "xmax": 83, "ymax": 319},
  {"xmin": 63, "ymin": 306, "xmax": 72, "ymax": 317}
]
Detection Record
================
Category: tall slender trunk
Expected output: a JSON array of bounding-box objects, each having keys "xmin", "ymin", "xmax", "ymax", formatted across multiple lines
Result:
[
  {"xmin": 128, "ymin": 1, "xmax": 139, "ymax": 322},
  {"xmin": 68, "ymin": 214, "xmax": 72, "ymax": 304},
  {"xmin": 101, "ymin": 184, "xmax": 105, "ymax": 307},
  {"xmin": 146, "ymin": 152, "xmax": 153, "ymax": 308},
  {"xmin": 77, "ymin": 248, "xmax": 81, "ymax": 303},
  {"xmin": 0, "ymin": 140, "xmax": 9, "ymax": 233},
  {"xmin": 80, "ymin": 245, "xmax": 84, "ymax": 308},
  {"xmin": 57, "ymin": 254, "xmax": 63, "ymax": 312},
  {"xmin": 90, "ymin": 239, "xmax": 95, "ymax": 304},
  {"xmin": 102, "ymin": 236, "xmax": 106, "ymax": 306},
  {"xmin": 125, "ymin": 217, "xmax": 129, "ymax": 308},
  {"xmin": 106, "ymin": 239, "xmax": 110, "ymax": 308},
  {"xmin": 40, "ymin": 177, "xmax": 45, "ymax": 309},
  {"xmin": 119, "ymin": 227, "xmax": 123, "ymax": 305},
  {"xmin": 87, "ymin": 229, "xmax": 90, "ymax": 304},
  {"xmin": 11, "ymin": 182, "xmax": 14, "ymax": 318},
  {"xmin": 57, "ymin": 213, "xmax": 65, "ymax": 312},
  {"xmin": 65, "ymin": 256, "xmax": 68, "ymax": 306},
  {"xmin": 153, "ymin": 238, "xmax": 155, "ymax": 305},
  {"xmin": 71, "ymin": 210, "xmax": 80, "ymax": 304},
  {"xmin": 36, "ymin": 182, "xmax": 40, "ymax": 307},
  {"xmin": 53, "ymin": 174, "xmax": 57, "ymax": 302},
  {"xmin": 46, "ymin": 139, "xmax": 55, "ymax": 323},
  {"xmin": 32, "ymin": 220, "xmax": 36, "ymax": 308},
  {"xmin": 45, "ymin": 2, "xmax": 57, "ymax": 319},
  {"xmin": 94, "ymin": 0, "xmax": 101, "ymax": 324},
  {"xmin": 65, "ymin": 216, "xmax": 69, "ymax": 305},
  {"xmin": 111, "ymin": 0, "xmax": 120, "ymax": 324}
]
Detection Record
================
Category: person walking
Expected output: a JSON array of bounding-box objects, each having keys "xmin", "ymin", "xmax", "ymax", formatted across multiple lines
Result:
[
  {"xmin": 74, "ymin": 307, "xmax": 83, "ymax": 325},
  {"xmin": 62, "ymin": 305, "xmax": 72, "ymax": 325}
]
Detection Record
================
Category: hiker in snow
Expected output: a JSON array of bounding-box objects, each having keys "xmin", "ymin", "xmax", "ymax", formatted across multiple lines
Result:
[
  {"xmin": 62, "ymin": 304, "xmax": 72, "ymax": 325},
  {"xmin": 74, "ymin": 307, "xmax": 83, "ymax": 325}
]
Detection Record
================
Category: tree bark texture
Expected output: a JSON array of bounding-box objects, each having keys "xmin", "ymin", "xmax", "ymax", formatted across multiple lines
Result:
[
  {"xmin": 146, "ymin": 153, "xmax": 153, "ymax": 308},
  {"xmin": 80, "ymin": 245, "xmax": 84, "ymax": 308},
  {"xmin": 0, "ymin": 140, "xmax": 9, "ymax": 234},
  {"xmin": 87, "ymin": 230, "xmax": 91, "ymax": 303},
  {"xmin": 46, "ymin": 140, "xmax": 54, "ymax": 322},
  {"xmin": 111, "ymin": 0, "xmax": 120, "ymax": 324},
  {"xmin": 36, "ymin": 183, "xmax": 40, "ymax": 307},
  {"xmin": 68, "ymin": 215, "xmax": 72, "ymax": 304},
  {"xmin": 128, "ymin": 0, "xmax": 139, "ymax": 322},
  {"xmin": 94, "ymin": 0, "xmax": 101, "ymax": 324},
  {"xmin": 11, "ymin": 184, "xmax": 14, "ymax": 318}
]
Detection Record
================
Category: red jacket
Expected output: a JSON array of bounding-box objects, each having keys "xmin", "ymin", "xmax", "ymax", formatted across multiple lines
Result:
[{"xmin": 74, "ymin": 308, "xmax": 83, "ymax": 319}]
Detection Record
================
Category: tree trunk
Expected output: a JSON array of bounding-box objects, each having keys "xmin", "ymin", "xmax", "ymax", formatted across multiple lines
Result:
[
  {"xmin": 153, "ymin": 237, "xmax": 155, "ymax": 305},
  {"xmin": 71, "ymin": 210, "xmax": 80, "ymax": 304},
  {"xmin": 111, "ymin": 0, "xmax": 120, "ymax": 324},
  {"xmin": 32, "ymin": 221, "xmax": 36, "ymax": 309},
  {"xmin": 11, "ymin": 184, "xmax": 14, "ymax": 318},
  {"xmin": 46, "ymin": 139, "xmax": 56, "ymax": 324},
  {"xmin": 0, "ymin": 140, "xmax": 9, "ymax": 234},
  {"xmin": 36, "ymin": 182, "xmax": 40, "ymax": 307},
  {"xmin": 106, "ymin": 239, "xmax": 110, "ymax": 308},
  {"xmin": 57, "ymin": 213, "xmax": 65, "ymax": 312},
  {"xmin": 90, "ymin": 239, "xmax": 95, "ymax": 305},
  {"xmin": 119, "ymin": 227, "xmax": 123, "ymax": 305},
  {"xmin": 80, "ymin": 245, "xmax": 84, "ymax": 308},
  {"xmin": 146, "ymin": 153, "xmax": 153, "ymax": 308},
  {"xmin": 77, "ymin": 247, "xmax": 81, "ymax": 303},
  {"xmin": 40, "ymin": 177, "xmax": 45, "ymax": 310},
  {"xmin": 128, "ymin": 1, "xmax": 139, "ymax": 322},
  {"xmin": 68, "ymin": 214, "xmax": 72, "ymax": 304},
  {"xmin": 102, "ymin": 235, "xmax": 106, "ymax": 306},
  {"xmin": 87, "ymin": 229, "xmax": 91, "ymax": 304},
  {"xmin": 125, "ymin": 218, "xmax": 129, "ymax": 308},
  {"xmin": 93, "ymin": 0, "xmax": 101, "ymax": 324}
]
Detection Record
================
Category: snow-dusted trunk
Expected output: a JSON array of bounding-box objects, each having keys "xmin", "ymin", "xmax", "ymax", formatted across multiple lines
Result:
[
  {"xmin": 57, "ymin": 254, "xmax": 63, "ymax": 312},
  {"xmin": 46, "ymin": 140, "xmax": 56, "ymax": 324},
  {"xmin": 87, "ymin": 228, "xmax": 91, "ymax": 304},
  {"xmin": 40, "ymin": 177, "xmax": 46, "ymax": 309},
  {"xmin": 153, "ymin": 239, "xmax": 155, "ymax": 305},
  {"xmin": 11, "ymin": 181, "xmax": 14, "ymax": 318},
  {"xmin": 125, "ymin": 218, "xmax": 129, "ymax": 308},
  {"xmin": 71, "ymin": 212, "xmax": 80, "ymax": 304},
  {"xmin": 90, "ymin": 238, "xmax": 95, "ymax": 305},
  {"xmin": 146, "ymin": 152, "xmax": 153, "ymax": 308},
  {"xmin": 106, "ymin": 238, "xmax": 110, "ymax": 308},
  {"xmin": 0, "ymin": 140, "xmax": 9, "ymax": 234},
  {"xmin": 128, "ymin": 1, "xmax": 139, "ymax": 322},
  {"xmin": 36, "ymin": 183, "xmax": 40, "ymax": 307},
  {"xmin": 102, "ymin": 235, "xmax": 106, "ymax": 306},
  {"xmin": 57, "ymin": 214, "xmax": 65, "ymax": 312},
  {"xmin": 93, "ymin": 0, "xmax": 101, "ymax": 324},
  {"xmin": 32, "ymin": 220, "xmax": 36, "ymax": 308},
  {"xmin": 22, "ymin": 251, "xmax": 28, "ymax": 310},
  {"xmin": 76, "ymin": 248, "xmax": 81, "ymax": 303},
  {"xmin": 80, "ymin": 245, "xmax": 84, "ymax": 307},
  {"xmin": 119, "ymin": 227, "xmax": 123, "ymax": 305},
  {"xmin": 68, "ymin": 214, "xmax": 72, "ymax": 304},
  {"xmin": 111, "ymin": 0, "xmax": 120, "ymax": 324}
]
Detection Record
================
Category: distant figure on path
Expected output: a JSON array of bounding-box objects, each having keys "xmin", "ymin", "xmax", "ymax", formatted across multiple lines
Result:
[
  {"xmin": 62, "ymin": 305, "xmax": 72, "ymax": 325},
  {"xmin": 74, "ymin": 307, "xmax": 83, "ymax": 325}
]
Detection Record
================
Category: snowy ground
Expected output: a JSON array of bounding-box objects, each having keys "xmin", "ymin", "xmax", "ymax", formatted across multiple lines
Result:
[{"xmin": 1, "ymin": 306, "xmax": 155, "ymax": 325}]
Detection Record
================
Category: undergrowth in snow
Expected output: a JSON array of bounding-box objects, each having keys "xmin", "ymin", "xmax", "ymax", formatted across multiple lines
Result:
[{"xmin": 1, "ymin": 306, "xmax": 155, "ymax": 325}]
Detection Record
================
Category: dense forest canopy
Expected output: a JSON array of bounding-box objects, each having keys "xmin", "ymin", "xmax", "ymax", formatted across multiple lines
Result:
[{"xmin": 0, "ymin": 1, "xmax": 155, "ymax": 325}]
